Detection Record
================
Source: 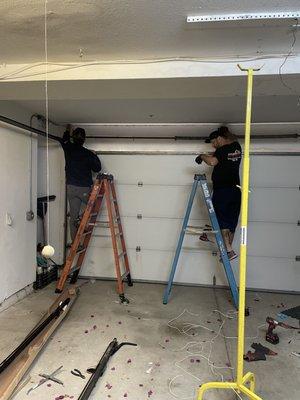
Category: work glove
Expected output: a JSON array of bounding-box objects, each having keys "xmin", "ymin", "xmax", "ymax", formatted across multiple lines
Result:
[{"xmin": 195, "ymin": 155, "xmax": 203, "ymax": 164}]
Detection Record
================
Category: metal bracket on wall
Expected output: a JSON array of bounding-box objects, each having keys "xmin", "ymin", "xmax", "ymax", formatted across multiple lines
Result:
[
  {"xmin": 138, "ymin": 182, "xmax": 143, "ymax": 187},
  {"xmin": 137, "ymin": 214, "xmax": 142, "ymax": 219},
  {"xmin": 296, "ymin": 256, "xmax": 300, "ymax": 262},
  {"xmin": 136, "ymin": 246, "xmax": 141, "ymax": 252}
]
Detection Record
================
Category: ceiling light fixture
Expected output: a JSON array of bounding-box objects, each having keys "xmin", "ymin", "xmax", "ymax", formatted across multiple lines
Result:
[{"xmin": 187, "ymin": 12, "xmax": 300, "ymax": 23}]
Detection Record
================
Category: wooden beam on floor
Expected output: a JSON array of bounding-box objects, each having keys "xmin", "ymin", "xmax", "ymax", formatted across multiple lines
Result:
[{"xmin": 0, "ymin": 286, "xmax": 79, "ymax": 400}]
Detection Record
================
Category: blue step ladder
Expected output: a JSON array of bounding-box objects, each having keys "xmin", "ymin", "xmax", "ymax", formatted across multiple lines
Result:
[{"xmin": 163, "ymin": 174, "xmax": 239, "ymax": 309}]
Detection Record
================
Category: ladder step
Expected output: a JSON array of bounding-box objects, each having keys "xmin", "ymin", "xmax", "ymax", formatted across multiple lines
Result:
[
  {"xmin": 82, "ymin": 230, "xmax": 93, "ymax": 237},
  {"xmin": 118, "ymin": 251, "xmax": 126, "ymax": 258},
  {"xmin": 90, "ymin": 213, "xmax": 98, "ymax": 217},
  {"xmin": 76, "ymin": 247, "xmax": 87, "ymax": 254},
  {"xmin": 187, "ymin": 225, "xmax": 212, "ymax": 230},
  {"xmin": 121, "ymin": 271, "xmax": 129, "ymax": 279},
  {"xmin": 185, "ymin": 228, "xmax": 218, "ymax": 235}
]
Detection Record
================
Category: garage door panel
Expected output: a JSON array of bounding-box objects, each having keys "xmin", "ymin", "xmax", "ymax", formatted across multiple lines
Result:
[
  {"xmin": 249, "ymin": 188, "xmax": 300, "ymax": 223},
  {"xmin": 234, "ymin": 223, "xmax": 300, "ymax": 258},
  {"xmin": 246, "ymin": 257, "xmax": 300, "ymax": 292},
  {"xmin": 118, "ymin": 184, "xmax": 210, "ymax": 220},
  {"xmin": 101, "ymin": 155, "xmax": 212, "ymax": 185},
  {"xmin": 250, "ymin": 156, "xmax": 300, "ymax": 187},
  {"xmin": 81, "ymin": 247, "xmax": 228, "ymax": 286}
]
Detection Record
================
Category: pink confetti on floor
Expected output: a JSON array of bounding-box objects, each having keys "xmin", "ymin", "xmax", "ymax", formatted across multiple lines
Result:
[
  {"xmin": 105, "ymin": 383, "xmax": 112, "ymax": 390},
  {"xmin": 47, "ymin": 383, "xmax": 52, "ymax": 387},
  {"xmin": 124, "ymin": 393, "xmax": 128, "ymax": 397},
  {"xmin": 190, "ymin": 359, "xmax": 195, "ymax": 363},
  {"xmin": 93, "ymin": 325, "xmax": 97, "ymax": 330},
  {"xmin": 148, "ymin": 390, "xmax": 153, "ymax": 397},
  {"xmin": 165, "ymin": 338, "xmax": 170, "ymax": 343},
  {"xmin": 127, "ymin": 359, "xmax": 132, "ymax": 364},
  {"xmin": 111, "ymin": 367, "xmax": 116, "ymax": 371}
]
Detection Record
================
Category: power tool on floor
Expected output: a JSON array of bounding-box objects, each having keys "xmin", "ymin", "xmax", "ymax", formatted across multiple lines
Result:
[{"xmin": 266, "ymin": 317, "xmax": 298, "ymax": 345}]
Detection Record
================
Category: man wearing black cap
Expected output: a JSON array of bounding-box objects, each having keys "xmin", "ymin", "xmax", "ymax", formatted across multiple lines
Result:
[
  {"xmin": 60, "ymin": 127, "xmax": 102, "ymax": 241},
  {"xmin": 195, "ymin": 126, "xmax": 242, "ymax": 260}
]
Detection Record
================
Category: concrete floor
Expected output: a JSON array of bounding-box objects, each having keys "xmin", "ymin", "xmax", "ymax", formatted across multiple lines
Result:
[{"xmin": 0, "ymin": 281, "xmax": 299, "ymax": 400}]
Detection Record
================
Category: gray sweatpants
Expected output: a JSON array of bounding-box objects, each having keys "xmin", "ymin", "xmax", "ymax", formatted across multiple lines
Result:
[{"xmin": 67, "ymin": 185, "xmax": 91, "ymax": 241}]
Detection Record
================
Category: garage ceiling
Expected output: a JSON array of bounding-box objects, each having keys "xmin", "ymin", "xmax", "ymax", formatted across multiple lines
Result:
[
  {"xmin": 1, "ymin": 1, "xmax": 300, "ymax": 126},
  {"xmin": 1, "ymin": 0, "xmax": 299, "ymax": 63}
]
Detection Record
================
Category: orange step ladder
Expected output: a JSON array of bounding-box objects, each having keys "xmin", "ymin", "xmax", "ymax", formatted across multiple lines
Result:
[{"xmin": 55, "ymin": 173, "xmax": 133, "ymax": 303}]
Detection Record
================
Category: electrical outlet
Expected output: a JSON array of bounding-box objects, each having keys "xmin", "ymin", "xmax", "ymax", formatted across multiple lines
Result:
[{"xmin": 26, "ymin": 211, "xmax": 35, "ymax": 221}]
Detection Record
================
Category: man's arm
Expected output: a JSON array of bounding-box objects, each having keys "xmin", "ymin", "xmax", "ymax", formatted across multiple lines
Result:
[
  {"xmin": 90, "ymin": 152, "xmax": 102, "ymax": 172},
  {"xmin": 195, "ymin": 154, "xmax": 219, "ymax": 166}
]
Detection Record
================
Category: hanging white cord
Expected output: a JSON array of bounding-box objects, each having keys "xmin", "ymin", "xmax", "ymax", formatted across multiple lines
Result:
[{"xmin": 44, "ymin": 0, "xmax": 50, "ymax": 245}]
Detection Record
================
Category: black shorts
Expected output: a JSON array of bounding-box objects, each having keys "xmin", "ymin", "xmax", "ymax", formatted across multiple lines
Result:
[{"xmin": 212, "ymin": 187, "xmax": 241, "ymax": 232}]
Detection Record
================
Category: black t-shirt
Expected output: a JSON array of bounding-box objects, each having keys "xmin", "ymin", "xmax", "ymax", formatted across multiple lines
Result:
[
  {"xmin": 60, "ymin": 141, "xmax": 102, "ymax": 187},
  {"xmin": 212, "ymin": 141, "xmax": 242, "ymax": 188}
]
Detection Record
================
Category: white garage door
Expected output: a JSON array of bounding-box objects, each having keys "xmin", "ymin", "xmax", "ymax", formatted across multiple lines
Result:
[{"xmin": 80, "ymin": 154, "xmax": 300, "ymax": 292}]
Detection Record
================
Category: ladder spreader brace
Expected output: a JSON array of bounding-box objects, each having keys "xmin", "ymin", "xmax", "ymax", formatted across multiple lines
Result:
[
  {"xmin": 55, "ymin": 173, "xmax": 133, "ymax": 304},
  {"xmin": 163, "ymin": 174, "xmax": 239, "ymax": 309}
]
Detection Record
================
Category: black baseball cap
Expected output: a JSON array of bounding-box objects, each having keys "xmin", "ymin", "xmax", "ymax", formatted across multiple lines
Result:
[{"xmin": 205, "ymin": 126, "xmax": 228, "ymax": 143}]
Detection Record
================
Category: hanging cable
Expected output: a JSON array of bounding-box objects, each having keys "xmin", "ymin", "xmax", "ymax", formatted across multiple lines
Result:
[
  {"xmin": 45, "ymin": 0, "xmax": 50, "ymax": 244},
  {"xmin": 41, "ymin": 0, "xmax": 55, "ymax": 259},
  {"xmin": 278, "ymin": 18, "xmax": 299, "ymax": 106}
]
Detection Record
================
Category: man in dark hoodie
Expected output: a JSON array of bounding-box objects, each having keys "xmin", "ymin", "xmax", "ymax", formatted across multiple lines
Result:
[
  {"xmin": 60, "ymin": 127, "xmax": 101, "ymax": 241},
  {"xmin": 195, "ymin": 126, "xmax": 242, "ymax": 260}
]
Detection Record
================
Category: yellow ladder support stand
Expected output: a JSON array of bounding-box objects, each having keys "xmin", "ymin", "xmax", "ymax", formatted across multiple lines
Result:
[{"xmin": 197, "ymin": 66, "xmax": 263, "ymax": 400}]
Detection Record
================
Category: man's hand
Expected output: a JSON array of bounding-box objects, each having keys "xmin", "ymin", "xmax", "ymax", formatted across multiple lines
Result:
[{"xmin": 195, "ymin": 155, "xmax": 203, "ymax": 164}]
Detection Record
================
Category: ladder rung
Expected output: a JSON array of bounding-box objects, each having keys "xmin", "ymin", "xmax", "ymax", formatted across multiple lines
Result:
[
  {"xmin": 82, "ymin": 230, "xmax": 93, "ymax": 237},
  {"xmin": 76, "ymin": 247, "xmax": 87, "ymax": 254},
  {"xmin": 97, "ymin": 194, "xmax": 104, "ymax": 198},
  {"xmin": 90, "ymin": 213, "xmax": 98, "ymax": 217},
  {"xmin": 70, "ymin": 265, "xmax": 80, "ymax": 274},
  {"xmin": 185, "ymin": 228, "xmax": 218, "ymax": 235},
  {"xmin": 118, "ymin": 251, "xmax": 126, "ymax": 258},
  {"xmin": 187, "ymin": 225, "xmax": 212, "ymax": 230},
  {"xmin": 121, "ymin": 271, "xmax": 129, "ymax": 279},
  {"xmin": 93, "ymin": 234, "xmax": 111, "ymax": 238}
]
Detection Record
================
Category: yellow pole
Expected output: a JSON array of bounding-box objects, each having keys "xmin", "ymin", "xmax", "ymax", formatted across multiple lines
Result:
[
  {"xmin": 198, "ymin": 65, "xmax": 263, "ymax": 400},
  {"xmin": 236, "ymin": 66, "xmax": 254, "ymax": 384}
]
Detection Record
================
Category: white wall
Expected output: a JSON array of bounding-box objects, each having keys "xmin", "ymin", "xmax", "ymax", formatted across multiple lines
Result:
[
  {"xmin": 74, "ymin": 138, "xmax": 300, "ymax": 292},
  {"xmin": 0, "ymin": 122, "xmax": 37, "ymax": 304}
]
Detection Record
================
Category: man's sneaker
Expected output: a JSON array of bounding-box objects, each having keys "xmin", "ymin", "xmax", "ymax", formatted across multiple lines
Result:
[
  {"xmin": 227, "ymin": 250, "xmax": 238, "ymax": 261},
  {"xmin": 219, "ymin": 250, "xmax": 238, "ymax": 262}
]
